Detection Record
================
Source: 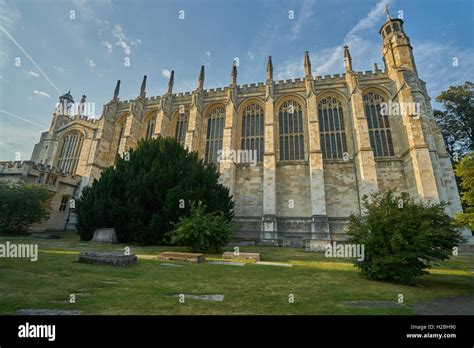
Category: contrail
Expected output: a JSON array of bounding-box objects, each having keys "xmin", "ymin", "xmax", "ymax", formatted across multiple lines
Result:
[
  {"xmin": 0, "ymin": 109, "xmax": 48, "ymax": 129},
  {"xmin": 0, "ymin": 25, "xmax": 61, "ymax": 95}
]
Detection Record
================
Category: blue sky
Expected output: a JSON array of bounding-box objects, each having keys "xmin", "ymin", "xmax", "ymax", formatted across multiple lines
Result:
[{"xmin": 0, "ymin": 0, "xmax": 473, "ymax": 160}]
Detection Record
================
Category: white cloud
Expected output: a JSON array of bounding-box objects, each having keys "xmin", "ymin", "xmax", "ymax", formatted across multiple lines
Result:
[
  {"xmin": 206, "ymin": 51, "xmax": 211, "ymax": 57},
  {"xmin": 53, "ymin": 65, "xmax": 64, "ymax": 73},
  {"xmin": 112, "ymin": 24, "xmax": 140, "ymax": 56},
  {"xmin": 247, "ymin": 51, "xmax": 254, "ymax": 60},
  {"xmin": 27, "ymin": 70, "xmax": 39, "ymax": 77},
  {"xmin": 0, "ymin": 75, "xmax": 4, "ymax": 79},
  {"xmin": 161, "ymin": 69, "xmax": 171, "ymax": 78},
  {"xmin": 33, "ymin": 90, "xmax": 51, "ymax": 98},
  {"xmin": 87, "ymin": 59, "xmax": 96, "ymax": 68},
  {"xmin": 276, "ymin": 0, "xmax": 390, "ymax": 79},
  {"xmin": 102, "ymin": 41, "xmax": 112, "ymax": 53},
  {"xmin": 289, "ymin": 0, "xmax": 315, "ymax": 40},
  {"xmin": 414, "ymin": 41, "xmax": 474, "ymax": 103}
]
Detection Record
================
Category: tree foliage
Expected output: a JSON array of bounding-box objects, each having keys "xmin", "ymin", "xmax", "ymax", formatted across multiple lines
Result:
[
  {"xmin": 433, "ymin": 81, "xmax": 473, "ymax": 158},
  {"xmin": 171, "ymin": 201, "xmax": 234, "ymax": 252},
  {"xmin": 0, "ymin": 181, "xmax": 50, "ymax": 233},
  {"xmin": 454, "ymin": 153, "xmax": 474, "ymax": 232},
  {"xmin": 347, "ymin": 191, "xmax": 465, "ymax": 285},
  {"xmin": 76, "ymin": 137, "xmax": 234, "ymax": 245}
]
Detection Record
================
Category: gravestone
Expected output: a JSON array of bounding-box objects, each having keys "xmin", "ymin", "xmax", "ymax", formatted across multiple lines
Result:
[
  {"xmin": 78, "ymin": 251, "xmax": 137, "ymax": 266},
  {"xmin": 91, "ymin": 228, "xmax": 117, "ymax": 244},
  {"xmin": 222, "ymin": 251, "xmax": 260, "ymax": 261},
  {"xmin": 157, "ymin": 252, "xmax": 205, "ymax": 263}
]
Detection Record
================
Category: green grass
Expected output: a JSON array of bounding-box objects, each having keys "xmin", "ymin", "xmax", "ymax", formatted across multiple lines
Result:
[{"xmin": 0, "ymin": 232, "xmax": 473, "ymax": 315}]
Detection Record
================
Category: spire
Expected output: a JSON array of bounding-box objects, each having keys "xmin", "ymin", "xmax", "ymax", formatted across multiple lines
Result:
[
  {"xmin": 384, "ymin": 4, "xmax": 391, "ymax": 21},
  {"xmin": 140, "ymin": 75, "xmax": 147, "ymax": 96},
  {"xmin": 197, "ymin": 65, "xmax": 205, "ymax": 89},
  {"xmin": 267, "ymin": 56, "xmax": 273, "ymax": 82},
  {"xmin": 113, "ymin": 80, "xmax": 120, "ymax": 101},
  {"xmin": 167, "ymin": 70, "xmax": 174, "ymax": 94},
  {"xmin": 304, "ymin": 50, "xmax": 312, "ymax": 78},
  {"xmin": 231, "ymin": 63, "xmax": 237, "ymax": 85},
  {"xmin": 343, "ymin": 45, "xmax": 353, "ymax": 72}
]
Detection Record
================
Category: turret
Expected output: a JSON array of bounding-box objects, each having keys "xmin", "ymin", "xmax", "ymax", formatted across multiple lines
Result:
[{"xmin": 379, "ymin": 7, "xmax": 417, "ymax": 73}]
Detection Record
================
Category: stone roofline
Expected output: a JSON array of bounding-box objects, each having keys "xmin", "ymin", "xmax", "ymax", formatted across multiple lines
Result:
[
  {"xmin": 115, "ymin": 68, "xmax": 388, "ymax": 104},
  {"xmin": 0, "ymin": 160, "xmax": 82, "ymax": 183}
]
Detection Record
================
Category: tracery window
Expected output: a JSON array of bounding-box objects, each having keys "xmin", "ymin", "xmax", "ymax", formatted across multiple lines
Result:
[
  {"xmin": 175, "ymin": 111, "xmax": 188, "ymax": 146},
  {"xmin": 57, "ymin": 131, "xmax": 83, "ymax": 174},
  {"xmin": 363, "ymin": 92, "xmax": 394, "ymax": 157},
  {"xmin": 318, "ymin": 96, "xmax": 348, "ymax": 159},
  {"xmin": 205, "ymin": 106, "xmax": 225, "ymax": 164},
  {"xmin": 145, "ymin": 118, "xmax": 155, "ymax": 140},
  {"xmin": 278, "ymin": 100, "xmax": 305, "ymax": 161},
  {"xmin": 241, "ymin": 104, "xmax": 264, "ymax": 162}
]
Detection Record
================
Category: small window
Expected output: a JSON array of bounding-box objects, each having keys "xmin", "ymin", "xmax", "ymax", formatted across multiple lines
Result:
[
  {"xmin": 59, "ymin": 195, "xmax": 69, "ymax": 212},
  {"xmin": 385, "ymin": 26, "xmax": 392, "ymax": 35},
  {"xmin": 393, "ymin": 22, "xmax": 400, "ymax": 31}
]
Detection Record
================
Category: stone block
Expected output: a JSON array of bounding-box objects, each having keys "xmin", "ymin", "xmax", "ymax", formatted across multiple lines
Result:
[
  {"xmin": 91, "ymin": 228, "xmax": 117, "ymax": 244},
  {"xmin": 222, "ymin": 251, "xmax": 260, "ymax": 261},
  {"xmin": 157, "ymin": 252, "xmax": 205, "ymax": 263},
  {"xmin": 78, "ymin": 251, "xmax": 137, "ymax": 266}
]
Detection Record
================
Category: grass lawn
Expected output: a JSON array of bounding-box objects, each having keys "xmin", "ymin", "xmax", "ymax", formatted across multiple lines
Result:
[{"xmin": 0, "ymin": 232, "xmax": 473, "ymax": 315}]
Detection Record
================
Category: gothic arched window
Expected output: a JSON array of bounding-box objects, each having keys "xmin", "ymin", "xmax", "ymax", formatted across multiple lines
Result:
[
  {"xmin": 363, "ymin": 92, "xmax": 394, "ymax": 157},
  {"xmin": 145, "ymin": 118, "xmax": 155, "ymax": 140},
  {"xmin": 175, "ymin": 111, "xmax": 188, "ymax": 146},
  {"xmin": 318, "ymin": 96, "xmax": 348, "ymax": 159},
  {"xmin": 57, "ymin": 131, "xmax": 84, "ymax": 174},
  {"xmin": 278, "ymin": 100, "xmax": 305, "ymax": 161},
  {"xmin": 205, "ymin": 106, "xmax": 225, "ymax": 164},
  {"xmin": 241, "ymin": 104, "xmax": 264, "ymax": 162}
]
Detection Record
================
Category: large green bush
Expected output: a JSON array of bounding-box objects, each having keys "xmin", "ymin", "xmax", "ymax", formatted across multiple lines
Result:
[
  {"xmin": 171, "ymin": 201, "xmax": 234, "ymax": 252},
  {"xmin": 0, "ymin": 181, "xmax": 50, "ymax": 233},
  {"xmin": 76, "ymin": 137, "xmax": 234, "ymax": 245},
  {"xmin": 347, "ymin": 190, "xmax": 465, "ymax": 285}
]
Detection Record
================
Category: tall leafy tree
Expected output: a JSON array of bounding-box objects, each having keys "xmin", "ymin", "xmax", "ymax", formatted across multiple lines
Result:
[
  {"xmin": 0, "ymin": 181, "xmax": 50, "ymax": 233},
  {"xmin": 454, "ymin": 153, "xmax": 474, "ymax": 232},
  {"xmin": 76, "ymin": 137, "xmax": 234, "ymax": 245},
  {"xmin": 433, "ymin": 81, "xmax": 473, "ymax": 158}
]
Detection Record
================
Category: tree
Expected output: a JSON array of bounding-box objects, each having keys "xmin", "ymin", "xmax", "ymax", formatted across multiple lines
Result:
[
  {"xmin": 454, "ymin": 153, "xmax": 474, "ymax": 232},
  {"xmin": 171, "ymin": 201, "xmax": 234, "ymax": 252},
  {"xmin": 76, "ymin": 137, "xmax": 234, "ymax": 245},
  {"xmin": 0, "ymin": 181, "xmax": 50, "ymax": 233},
  {"xmin": 347, "ymin": 191, "xmax": 465, "ymax": 285},
  {"xmin": 433, "ymin": 81, "xmax": 473, "ymax": 158}
]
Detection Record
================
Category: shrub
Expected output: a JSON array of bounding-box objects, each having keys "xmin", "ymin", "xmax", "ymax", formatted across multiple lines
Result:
[
  {"xmin": 76, "ymin": 137, "xmax": 234, "ymax": 244},
  {"xmin": 170, "ymin": 201, "xmax": 234, "ymax": 252},
  {"xmin": 454, "ymin": 153, "xmax": 474, "ymax": 232},
  {"xmin": 347, "ymin": 190, "xmax": 465, "ymax": 285},
  {"xmin": 0, "ymin": 181, "xmax": 50, "ymax": 233}
]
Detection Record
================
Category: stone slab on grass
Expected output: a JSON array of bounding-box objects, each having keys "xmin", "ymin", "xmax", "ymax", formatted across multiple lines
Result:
[
  {"xmin": 160, "ymin": 263, "xmax": 184, "ymax": 267},
  {"xmin": 208, "ymin": 261, "xmax": 245, "ymax": 266},
  {"xmin": 18, "ymin": 309, "xmax": 81, "ymax": 315},
  {"xmin": 78, "ymin": 251, "xmax": 137, "ymax": 266},
  {"xmin": 254, "ymin": 261, "xmax": 293, "ymax": 267},
  {"xmin": 222, "ymin": 252, "xmax": 260, "ymax": 261},
  {"xmin": 177, "ymin": 294, "xmax": 224, "ymax": 302},
  {"xmin": 157, "ymin": 252, "xmax": 205, "ymax": 264},
  {"xmin": 340, "ymin": 301, "xmax": 405, "ymax": 308}
]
